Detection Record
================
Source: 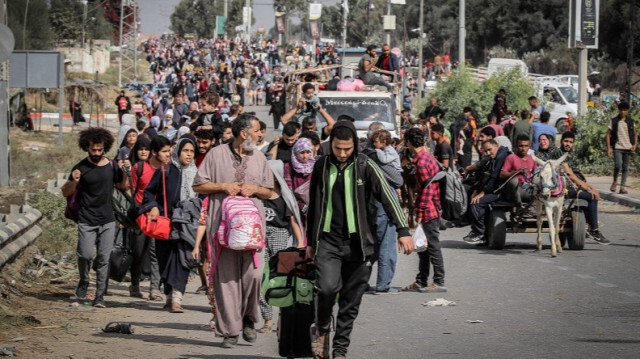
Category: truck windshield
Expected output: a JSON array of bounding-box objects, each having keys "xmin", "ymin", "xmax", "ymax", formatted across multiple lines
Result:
[{"xmin": 558, "ymin": 86, "xmax": 578, "ymax": 104}]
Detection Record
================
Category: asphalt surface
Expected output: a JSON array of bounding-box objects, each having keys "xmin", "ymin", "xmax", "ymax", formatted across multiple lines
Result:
[{"xmin": 18, "ymin": 106, "xmax": 640, "ymax": 358}]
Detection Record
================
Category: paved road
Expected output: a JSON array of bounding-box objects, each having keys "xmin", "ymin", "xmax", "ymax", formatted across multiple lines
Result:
[{"xmin": 14, "ymin": 105, "xmax": 640, "ymax": 358}]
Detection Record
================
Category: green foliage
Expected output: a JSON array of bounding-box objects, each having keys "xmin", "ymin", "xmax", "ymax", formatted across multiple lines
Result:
[
  {"xmin": 27, "ymin": 191, "xmax": 77, "ymax": 256},
  {"xmin": 49, "ymin": 0, "xmax": 84, "ymax": 45},
  {"xmin": 432, "ymin": 67, "xmax": 535, "ymax": 126},
  {"xmin": 7, "ymin": 0, "xmax": 53, "ymax": 50},
  {"xmin": 573, "ymin": 106, "xmax": 640, "ymax": 175}
]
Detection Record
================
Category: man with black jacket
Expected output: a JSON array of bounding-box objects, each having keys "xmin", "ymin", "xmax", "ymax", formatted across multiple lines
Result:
[
  {"xmin": 463, "ymin": 139, "xmax": 510, "ymax": 244},
  {"xmin": 306, "ymin": 121, "xmax": 413, "ymax": 359}
]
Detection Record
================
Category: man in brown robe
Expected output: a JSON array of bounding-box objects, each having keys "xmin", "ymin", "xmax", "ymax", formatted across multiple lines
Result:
[{"xmin": 193, "ymin": 114, "xmax": 274, "ymax": 348}]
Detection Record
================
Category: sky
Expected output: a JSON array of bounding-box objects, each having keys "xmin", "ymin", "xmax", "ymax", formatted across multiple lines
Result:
[{"xmin": 137, "ymin": 0, "xmax": 276, "ymax": 35}]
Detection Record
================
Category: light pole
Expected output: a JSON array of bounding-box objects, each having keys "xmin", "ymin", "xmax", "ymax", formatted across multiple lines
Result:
[
  {"xmin": 22, "ymin": 0, "xmax": 29, "ymax": 49},
  {"xmin": 417, "ymin": 0, "xmax": 424, "ymax": 100},
  {"xmin": 458, "ymin": 0, "xmax": 465, "ymax": 66},
  {"xmin": 81, "ymin": 0, "xmax": 88, "ymax": 46}
]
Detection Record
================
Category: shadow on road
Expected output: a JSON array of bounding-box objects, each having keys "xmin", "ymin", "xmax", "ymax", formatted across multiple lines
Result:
[{"xmin": 574, "ymin": 338, "xmax": 640, "ymax": 344}]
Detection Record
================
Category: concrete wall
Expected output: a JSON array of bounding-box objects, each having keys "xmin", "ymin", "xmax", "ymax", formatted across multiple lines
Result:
[{"xmin": 57, "ymin": 40, "xmax": 112, "ymax": 74}]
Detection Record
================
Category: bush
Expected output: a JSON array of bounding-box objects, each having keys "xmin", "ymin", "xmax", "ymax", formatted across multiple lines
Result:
[
  {"xmin": 432, "ymin": 66, "xmax": 535, "ymax": 127},
  {"xmin": 27, "ymin": 191, "xmax": 77, "ymax": 256},
  {"xmin": 573, "ymin": 105, "xmax": 640, "ymax": 175}
]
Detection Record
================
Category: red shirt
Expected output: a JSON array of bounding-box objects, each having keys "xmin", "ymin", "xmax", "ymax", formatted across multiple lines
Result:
[
  {"xmin": 196, "ymin": 152, "xmax": 207, "ymax": 168},
  {"xmin": 131, "ymin": 161, "xmax": 158, "ymax": 205},
  {"xmin": 414, "ymin": 149, "xmax": 441, "ymax": 222},
  {"xmin": 382, "ymin": 56, "xmax": 391, "ymax": 71},
  {"xmin": 501, "ymin": 153, "xmax": 537, "ymax": 185}
]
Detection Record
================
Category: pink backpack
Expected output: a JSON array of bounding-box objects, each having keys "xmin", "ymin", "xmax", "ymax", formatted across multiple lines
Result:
[{"xmin": 216, "ymin": 196, "xmax": 264, "ymax": 250}]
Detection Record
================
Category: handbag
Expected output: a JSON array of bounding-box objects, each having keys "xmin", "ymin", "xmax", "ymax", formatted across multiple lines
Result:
[
  {"xmin": 137, "ymin": 165, "xmax": 172, "ymax": 240},
  {"xmin": 109, "ymin": 227, "xmax": 134, "ymax": 282}
]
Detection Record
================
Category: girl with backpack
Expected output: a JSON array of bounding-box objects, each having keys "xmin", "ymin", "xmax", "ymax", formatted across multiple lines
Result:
[
  {"xmin": 258, "ymin": 160, "xmax": 304, "ymax": 333},
  {"xmin": 139, "ymin": 137, "xmax": 198, "ymax": 313}
]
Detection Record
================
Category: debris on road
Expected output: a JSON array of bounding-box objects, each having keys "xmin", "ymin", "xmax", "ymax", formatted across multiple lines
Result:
[
  {"xmin": 422, "ymin": 298, "xmax": 457, "ymax": 307},
  {"xmin": 465, "ymin": 320, "xmax": 484, "ymax": 324}
]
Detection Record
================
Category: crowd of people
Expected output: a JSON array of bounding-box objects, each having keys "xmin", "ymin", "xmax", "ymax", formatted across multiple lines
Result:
[{"xmin": 58, "ymin": 35, "xmax": 635, "ymax": 359}]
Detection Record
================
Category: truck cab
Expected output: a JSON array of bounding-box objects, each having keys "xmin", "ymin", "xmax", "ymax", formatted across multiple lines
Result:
[{"xmin": 540, "ymin": 82, "xmax": 578, "ymax": 130}]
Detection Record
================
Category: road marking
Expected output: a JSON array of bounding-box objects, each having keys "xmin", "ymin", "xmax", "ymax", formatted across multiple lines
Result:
[
  {"xmin": 595, "ymin": 282, "xmax": 618, "ymax": 288},
  {"xmin": 575, "ymin": 274, "xmax": 595, "ymax": 279}
]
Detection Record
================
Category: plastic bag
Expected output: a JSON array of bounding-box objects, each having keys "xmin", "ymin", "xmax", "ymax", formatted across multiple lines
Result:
[{"xmin": 413, "ymin": 225, "xmax": 428, "ymax": 253}]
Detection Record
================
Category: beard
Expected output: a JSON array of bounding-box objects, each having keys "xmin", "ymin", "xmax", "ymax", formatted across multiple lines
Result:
[
  {"xmin": 242, "ymin": 137, "xmax": 258, "ymax": 152},
  {"xmin": 89, "ymin": 155, "xmax": 102, "ymax": 163}
]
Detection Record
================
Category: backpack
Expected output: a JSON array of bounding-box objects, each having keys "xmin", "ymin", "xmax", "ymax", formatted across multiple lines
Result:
[
  {"xmin": 423, "ymin": 163, "xmax": 468, "ymax": 222},
  {"xmin": 111, "ymin": 161, "xmax": 142, "ymax": 229},
  {"xmin": 216, "ymin": 196, "xmax": 264, "ymax": 251}
]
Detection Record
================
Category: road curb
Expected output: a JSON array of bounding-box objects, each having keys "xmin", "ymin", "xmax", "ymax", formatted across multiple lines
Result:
[{"xmin": 599, "ymin": 191, "xmax": 640, "ymax": 211}]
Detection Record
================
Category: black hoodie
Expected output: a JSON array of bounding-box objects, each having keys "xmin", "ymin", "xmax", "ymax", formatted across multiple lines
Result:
[{"xmin": 306, "ymin": 121, "xmax": 410, "ymax": 257}]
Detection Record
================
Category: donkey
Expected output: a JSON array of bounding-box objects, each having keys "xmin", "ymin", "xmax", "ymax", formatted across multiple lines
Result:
[{"xmin": 531, "ymin": 153, "xmax": 568, "ymax": 257}]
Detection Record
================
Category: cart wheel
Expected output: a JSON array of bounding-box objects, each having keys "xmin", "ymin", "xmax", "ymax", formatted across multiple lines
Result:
[
  {"xmin": 486, "ymin": 208, "xmax": 507, "ymax": 249},
  {"xmin": 567, "ymin": 210, "xmax": 586, "ymax": 250}
]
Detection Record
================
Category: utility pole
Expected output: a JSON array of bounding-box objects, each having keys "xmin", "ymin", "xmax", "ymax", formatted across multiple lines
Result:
[
  {"xmin": 1, "ymin": 0, "xmax": 10, "ymax": 188},
  {"xmin": 342, "ymin": 0, "xmax": 348, "ymax": 48},
  {"xmin": 458, "ymin": 0, "xmax": 465, "ymax": 66},
  {"xmin": 626, "ymin": 0, "xmax": 637, "ymax": 103},
  {"xmin": 245, "ymin": 0, "xmax": 251, "ymax": 43},
  {"xmin": 118, "ymin": 0, "xmax": 137, "ymax": 88},
  {"xmin": 365, "ymin": 0, "xmax": 371, "ymax": 44},
  {"xmin": 23, "ymin": 0, "xmax": 29, "ymax": 49},
  {"xmin": 417, "ymin": 0, "xmax": 424, "ymax": 101},
  {"xmin": 82, "ymin": 0, "xmax": 87, "ymax": 46},
  {"xmin": 386, "ymin": 0, "xmax": 391, "ymax": 45},
  {"xmin": 224, "ymin": 0, "xmax": 228, "ymax": 40}
]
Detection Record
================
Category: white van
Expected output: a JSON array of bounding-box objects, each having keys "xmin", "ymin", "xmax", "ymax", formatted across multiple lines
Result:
[{"xmin": 487, "ymin": 58, "xmax": 528, "ymax": 77}]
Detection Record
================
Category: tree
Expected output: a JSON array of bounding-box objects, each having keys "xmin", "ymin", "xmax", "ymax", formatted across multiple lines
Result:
[
  {"xmin": 49, "ymin": 0, "xmax": 83, "ymax": 46},
  {"xmin": 7, "ymin": 0, "xmax": 53, "ymax": 50}
]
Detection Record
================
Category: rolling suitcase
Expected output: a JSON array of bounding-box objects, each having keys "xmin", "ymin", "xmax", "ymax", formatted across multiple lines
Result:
[{"xmin": 277, "ymin": 301, "xmax": 315, "ymax": 358}]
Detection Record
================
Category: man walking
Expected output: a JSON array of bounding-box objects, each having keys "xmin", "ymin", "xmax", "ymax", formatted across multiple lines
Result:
[
  {"xmin": 402, "ymin": 128, "xmax": 447, "ymax": 293},
  {"xmin": 61, "ymin": 128, "xmax": 125, "ymax": 308},
  {"xmin": 307, "ymin": 121, "xmax": 413, "ymax": 359},
  {"xmin": 606, "ymin": 101, "xmax": 637, "ymax": 194},
  {"xmin": 115, "ymin": 90, "xmax": 132, "ymax": 125}
]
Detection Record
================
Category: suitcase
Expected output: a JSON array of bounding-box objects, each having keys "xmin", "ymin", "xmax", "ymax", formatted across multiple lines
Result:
[{"xmin": 277, "ymin": 301, "xmax": 315, "ymax": 358}]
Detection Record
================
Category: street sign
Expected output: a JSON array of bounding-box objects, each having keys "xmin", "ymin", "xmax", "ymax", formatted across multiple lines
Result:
[
  {"xmin": 309, "ymin": 3, "xmax": 322, "ymax": 20},
  {"xmin": 390, "ymin": 0, "xmax": 406, "ymax": 4},
  {"xmin": 383, "ymin": 15, "xmax": 396, "ymax": 30},
  {"xmin": 569, "ymin": 0, "xmax": 599, "ymax": 49}
]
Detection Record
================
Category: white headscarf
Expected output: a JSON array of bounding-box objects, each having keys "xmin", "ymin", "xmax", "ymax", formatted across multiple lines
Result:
[{"xmin": 117, "ymin": 114, "xmax": 135, "ymax": 145}]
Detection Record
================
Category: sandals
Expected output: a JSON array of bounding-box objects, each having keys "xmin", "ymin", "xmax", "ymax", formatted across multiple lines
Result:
[
  {"xmin": 257, "ymin": 325, "xmax": 272, "ymax": 333},
  {"xmin": 170, "ymin": 302, "xmax": 184, "ymax": 313},
  {"xmin": 195, "ymin": 285, "xmax": 208, "ymax": 295},
  {"xmin": 149, "ymin": 289, "xmax": 164, "ymax": 302},
  {"xmin": 610, "ymin": 182, "xmax": 617, "ymax": 192},
  {"xmin": 103, "ymin": 322, "xmax": 135, "ymax": 334},
  {"xmin": 209, "ymin": 317, "xmax": 216, "ymax": 331},
  {"xmin": 129, "ymin": 285, "xmax": 144, "ymax": 298}
]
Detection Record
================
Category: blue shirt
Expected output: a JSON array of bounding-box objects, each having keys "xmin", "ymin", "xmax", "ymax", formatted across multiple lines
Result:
[{"xmin": 531, "ymin": 122, "xmax": 556, "ymax": 151}]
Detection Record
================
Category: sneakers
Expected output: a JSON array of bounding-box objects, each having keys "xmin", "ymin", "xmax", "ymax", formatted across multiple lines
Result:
[
  {"xmin": 588, "ymin": 230, "xmax": 610, "ymax": 245},
  {"xmin": 242, "ymin": 318, "xmax": 257, "ymax": 343},
  {"xmin": 402, "ymin": 282, "xmax": 427, "ymax": 293},
  {"xmin": 72, "ymin": 283, "xmax": 88, "ymax": 301},
  {"xmin": 375, "ymin": 287, "xmax": 401, "ymax": 295},
  {"xmin": 310, "ymin": 323, "xmax": 330, "ymax": 359},
  {"xmin": 424, "ymin": 282, "xmax": 447, "ymax": 293},
  {"xmin": 220, "ymin": 336, "xmax": 238, "ymax": 348},
  {"xmin": 93, "ymin": 298, "xmax": 106, "ymax": 308},
  {"xmin": 463, "ymin": 231, "xmax": 484, "ymax": 244}
]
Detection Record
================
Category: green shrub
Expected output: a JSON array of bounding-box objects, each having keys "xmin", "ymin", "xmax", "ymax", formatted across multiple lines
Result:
[
  {"xmin": 27, "ymin": 191, "xmax": 77, "ymax": 256},
  {"xmin": 573, "ymin": 105, "xmax": 640, "ymax": 175}
]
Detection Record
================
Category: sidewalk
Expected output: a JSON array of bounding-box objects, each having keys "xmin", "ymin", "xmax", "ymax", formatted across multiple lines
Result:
[{"xmin": 586, "ymin": 175, "xmax": 640, "ymax": 210}]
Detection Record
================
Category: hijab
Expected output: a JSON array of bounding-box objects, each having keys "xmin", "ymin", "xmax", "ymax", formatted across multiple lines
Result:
[
  {"xmin": 290, "ymin": 137, "xmax": 315, "ymax": 175},
  {"xmin": 171, "ymin": 137, "xmax": 198, "ymax": 201},
  {"xmin": 117, "ymin": 114, "xmax": 135, "ymax": 145}
]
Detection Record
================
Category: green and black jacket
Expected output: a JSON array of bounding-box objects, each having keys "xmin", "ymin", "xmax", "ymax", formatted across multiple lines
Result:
[{"xmin": 306, "ymin": 121, "xmax": 410, "ymax": 258}]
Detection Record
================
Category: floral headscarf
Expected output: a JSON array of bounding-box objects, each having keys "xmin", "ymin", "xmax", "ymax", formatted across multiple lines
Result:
[{"xmin": 290, "ymin": 138, "xmax": 315, "ymax": 175}]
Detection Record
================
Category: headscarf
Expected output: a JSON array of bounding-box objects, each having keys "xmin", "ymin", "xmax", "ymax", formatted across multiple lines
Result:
[
  {"xmin": 290, "ymin": 137, "xmax": 315, "ymax": 175},
  {"xmin": 150, "ymin": 116, "xmax": 160, "ymax": 130},
  {"xmin": 119, "ymin": 128, "xmax": 138, "ymax": 149},
  {"xmin": 177, "ymin": 126, "xmax": 191, "ymax": 139},
  {"xmin": 171, "ymin": 137, "xmax": 198, "ymax": 201},
  {"xmin": 117, "ymin": 114, "xmax": 135, "ymax": 145}
]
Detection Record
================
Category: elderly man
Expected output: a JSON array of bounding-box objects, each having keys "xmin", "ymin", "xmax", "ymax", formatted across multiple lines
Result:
[{"xmin": 193, "ymin": 115, "xmax": 274, "ymax": 349}]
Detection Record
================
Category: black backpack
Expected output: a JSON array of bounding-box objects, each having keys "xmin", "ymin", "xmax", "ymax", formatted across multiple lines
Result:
[{"xmin": 111, "ymin": 161, "xmax": 144, "ymax": 229}]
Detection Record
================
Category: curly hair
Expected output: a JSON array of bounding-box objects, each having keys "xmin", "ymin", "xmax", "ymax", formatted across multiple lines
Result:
[
  {"xmin": 78, "ymin": 127, "xmax": 115, "ymax": 152},
  {"xmin": 371, "ymin": 129, "xmax": 392, "ymax": 146},
  {"xmin": 405, "ymin": 128, "xmax": 425, "ymax": 147}
]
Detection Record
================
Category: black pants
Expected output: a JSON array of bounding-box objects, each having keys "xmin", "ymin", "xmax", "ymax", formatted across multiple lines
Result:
[
  {"xmin": 315, "ymin": 237, "xmax": 371, "ymax": 357},
  {"xmin": 416, "ymin": 219, "xmax": 445, "ymax": 286}
]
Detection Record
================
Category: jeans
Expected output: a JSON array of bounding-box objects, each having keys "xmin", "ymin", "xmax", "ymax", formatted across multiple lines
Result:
[
  {"xmin": 364, "ymin": 74, "xmax": 393, "ymax": 91},
  {"xmin": 469, "ymin": 193, "xmax": 501, "ymax": 234},
  {"xmin": 76, "ymin": 221, "xmax": 116, "ymax": 300},
  {"xmin": 415, "ymin": 219, "xmax": 445, "ymax": 286},
  {"xmin": 613, "ymin": 149, "xmax": 631, "ymax": 187},
  {"xmin": 566, "ymin": 188, "xmax": 599, "ymax": 231},
  {"xmin": 372, "ymin": 201, "xmax": 397, "ymax": 291},
  {"xmin": 315, "ymin": 237, "xmax": 371, "ymax": 357},
  {"xmin": 129, "ymin": 228, "xmax": 160, "ymax": 290},
  {"xmin": 504, "ymin": 178, "xmax": 534, "ymax": 204}
]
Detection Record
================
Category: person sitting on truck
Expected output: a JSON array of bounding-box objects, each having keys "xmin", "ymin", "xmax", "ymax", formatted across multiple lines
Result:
[
  {"xmin": 358, "ymin": 45, "xmax": 393, "ymax": 91},
  {"xmin": 375, "ymin": 44, "xmax": 400, "ymax": 81}
]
